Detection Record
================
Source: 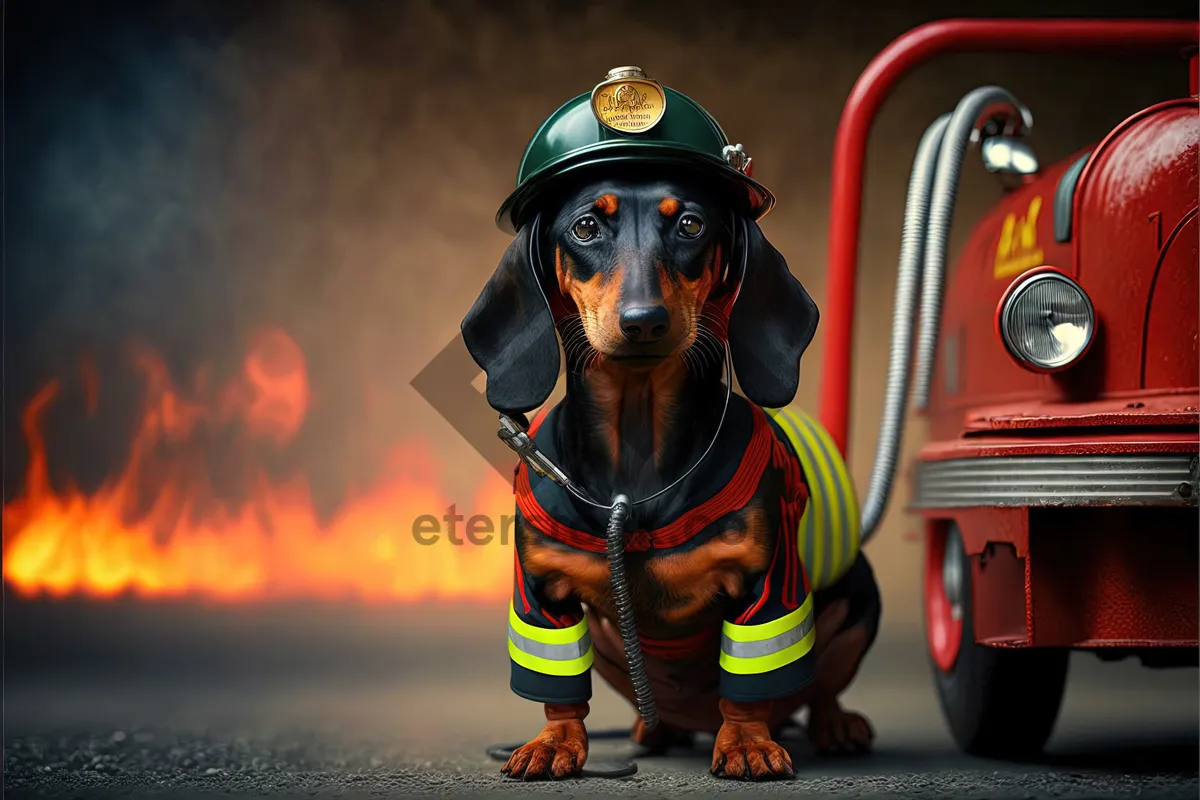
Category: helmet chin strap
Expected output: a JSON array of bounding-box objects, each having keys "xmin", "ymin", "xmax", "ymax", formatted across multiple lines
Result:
[
  {"xmin": 494, "ymin": 209, "xmax": 749, "ymax": 746},
  {"xmin": 715, "ymin": 211, "xmax": 749, "ymax": 321}
]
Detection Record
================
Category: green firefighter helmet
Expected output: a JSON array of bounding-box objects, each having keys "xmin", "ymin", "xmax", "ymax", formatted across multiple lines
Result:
[{"xmin": 496, "ymin": 66, "xmax": 775, "ymax": 234}]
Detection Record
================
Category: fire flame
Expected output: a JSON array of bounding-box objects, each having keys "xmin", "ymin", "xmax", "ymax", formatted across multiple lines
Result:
[{"xmin": 2, "ymin": 329, "xmax": 513, "ymax": 602}]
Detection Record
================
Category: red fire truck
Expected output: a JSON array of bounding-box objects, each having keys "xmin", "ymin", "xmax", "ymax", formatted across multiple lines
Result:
[{"xmin": 823, "ymin": 19, "xmax": 1199, "ymax": 758}]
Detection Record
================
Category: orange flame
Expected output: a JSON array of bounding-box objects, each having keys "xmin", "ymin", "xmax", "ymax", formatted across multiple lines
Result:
[{"xmin": 2, "ymin": 329, "xmax": 513, "ymax": 602}]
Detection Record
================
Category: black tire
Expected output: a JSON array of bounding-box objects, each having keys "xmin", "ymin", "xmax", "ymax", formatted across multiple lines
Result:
[{"xmin": 930, "ymin": 524, "xmax": 1070, "ymax": 759}]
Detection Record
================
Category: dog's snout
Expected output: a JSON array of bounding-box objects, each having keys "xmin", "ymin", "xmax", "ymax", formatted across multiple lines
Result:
[{"xmin": 620, "ymin": 304, "xmax": 670, "ymax": 343}]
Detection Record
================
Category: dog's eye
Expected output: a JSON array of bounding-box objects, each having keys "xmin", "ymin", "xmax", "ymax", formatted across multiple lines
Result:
[
  {"xmin": 571, "ymin": 216, "xmax": 599, "ymax": 242},
  {"xmin": 678, "ymin": 214, "xmax": 705, "ymax": 238}
]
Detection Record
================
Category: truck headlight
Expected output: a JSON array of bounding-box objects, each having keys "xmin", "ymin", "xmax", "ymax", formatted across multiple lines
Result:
[{"xmin": 997, "ymin": 269, "xmax": 1095, "ymax": 372}]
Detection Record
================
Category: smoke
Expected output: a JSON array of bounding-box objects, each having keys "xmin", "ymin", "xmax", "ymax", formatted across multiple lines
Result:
[{"xmin": 6, "ymin": 0, "xmax": 1191, "ymax": 611}]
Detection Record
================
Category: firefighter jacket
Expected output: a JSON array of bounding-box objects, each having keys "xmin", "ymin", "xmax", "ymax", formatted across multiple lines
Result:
[{"xmin": 506, "ymin": 395, "xmax": 861, "ymax": 706}]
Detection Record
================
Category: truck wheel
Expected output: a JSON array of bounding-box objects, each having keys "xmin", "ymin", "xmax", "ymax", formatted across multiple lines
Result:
[{"xmin": 925, "ymin": 523, "xmax": 1069, "ymax": 759}]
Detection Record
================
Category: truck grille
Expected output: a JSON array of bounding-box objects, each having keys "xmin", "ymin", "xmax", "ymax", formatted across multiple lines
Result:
[{"xmin": 910, "ymin": 453, "xmax": 1199, "ymax": 509}]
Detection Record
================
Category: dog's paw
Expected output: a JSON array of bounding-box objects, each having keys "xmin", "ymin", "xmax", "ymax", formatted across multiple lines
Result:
[
  {"xmin": 808, "ymin": 703, "xmax": 875, "ymax": 755},
  {"xmin": 710, "ymin": 721, "xmax": 794, "ymax": 780},
  {"xmin": 501, "ymin": 720, "xmax": 587, "ymax": 780}
]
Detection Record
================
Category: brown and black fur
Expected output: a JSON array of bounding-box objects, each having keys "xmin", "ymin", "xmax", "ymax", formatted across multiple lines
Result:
[{"xmin": 462, "ymin": 170, "xmax": 878, "ymax": 780}]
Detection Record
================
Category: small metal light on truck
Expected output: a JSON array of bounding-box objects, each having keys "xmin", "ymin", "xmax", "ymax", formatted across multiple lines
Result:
[{"xmin": 980, "ymin": 136, "xmax": 1040, "ymax": 176}]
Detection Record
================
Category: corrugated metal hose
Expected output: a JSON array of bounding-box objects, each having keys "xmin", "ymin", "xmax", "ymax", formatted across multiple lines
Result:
[
  {"xmin": 862, "ymin": 85, "xmax": 1032, "ymax": 543},
  {"xmin": 912, "ymin": 86, "xmax": 1033, "ymax": 412},
  {"xmin": 604, "ymin": 494, "xmax": 659, "ymax": 733},
  {"xmin": 858, "ymin": 113, "xmax": 951, "ymax": 541}
]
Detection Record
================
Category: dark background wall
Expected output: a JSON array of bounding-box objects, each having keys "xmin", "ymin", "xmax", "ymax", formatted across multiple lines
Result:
[{"xmin": 5, "ymin": 0, "xmax": 1194, "ymax": 618}]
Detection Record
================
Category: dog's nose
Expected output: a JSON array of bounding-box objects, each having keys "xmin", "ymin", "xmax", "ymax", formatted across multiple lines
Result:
[{"xmin": 620, "ymin": 305, "xmax": 670, "ymax": 343}]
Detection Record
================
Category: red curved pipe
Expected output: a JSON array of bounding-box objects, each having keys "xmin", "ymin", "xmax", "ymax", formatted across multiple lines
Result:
[{"xmin": 817, "ymin": 18, "xmax": 1200, "ymax": 458}]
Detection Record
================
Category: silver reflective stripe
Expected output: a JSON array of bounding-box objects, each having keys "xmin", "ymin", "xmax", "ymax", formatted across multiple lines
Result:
[
  {"xmin": 508, "ymin": 625, "xmax": 593, "ymax": 661},
  {"xmin": 721, "ymin": 612, "xmax": 815, "ymax": 659}
]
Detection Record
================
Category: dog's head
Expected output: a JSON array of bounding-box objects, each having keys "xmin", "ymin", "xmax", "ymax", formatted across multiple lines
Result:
[
  {"xmin": 462, "ymin": 172, "xmax": 819, "ymax": 414},
  {"xmin": 547, "ymin": 177, "xmax": 734, "ymax": 367}
]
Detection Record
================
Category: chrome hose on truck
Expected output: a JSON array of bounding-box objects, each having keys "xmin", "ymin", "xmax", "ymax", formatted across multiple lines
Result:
[
  {"xmin": 913, "ymin": 87, "xmax": 1033, "ymax": 411},
  {"xmin": 858, "ymin": 113, "xmax": 950, "ymax": 542},
  {"xmin": 861, "ymin": 86, "xmax": 1033, "ymax": 543}
]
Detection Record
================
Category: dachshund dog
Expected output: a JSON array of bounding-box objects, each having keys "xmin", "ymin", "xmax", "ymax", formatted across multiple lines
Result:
[{"xmin": 462, "ymin": 168, "xmax": 881, "ymax": 781}]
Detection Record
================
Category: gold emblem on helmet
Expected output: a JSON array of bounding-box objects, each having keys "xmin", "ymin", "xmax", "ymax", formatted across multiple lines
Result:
[{"xmin": 591, "ymin": 66, "xmax": 667, "ymax": 134}]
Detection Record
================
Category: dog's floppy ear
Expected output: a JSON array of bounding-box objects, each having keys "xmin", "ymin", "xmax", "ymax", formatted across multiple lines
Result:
[
  {"xmin": 461, "ymin": 220, "xmax": 560, "ymax": 415},
  {"xmin": 728, "ymin": 218, "xmax": 820, "ymax": 409}
]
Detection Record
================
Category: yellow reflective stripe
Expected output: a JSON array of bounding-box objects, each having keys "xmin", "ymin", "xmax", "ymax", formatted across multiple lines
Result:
[
  {"xmin": 719, "ymin": 625, "xmax": 816, "ymax": 675},
  {"xmin": 508, "ymin": 639, "xmax": 595, "ymax": 677},
  {"xmin": 507, "ymin": 601, "xmax": 593, "ymax": 677},
  {"xmin": 509, "ymin": 601, "xmax": 588, "ymax": 646},
  {"xmin": 768, "ymin": 407, "xmax": 862, "ymax": 589},
  {"xmin": 770, "ymin": 409, "xmax": 826, "ymax": 587},
  {"xmin": 810, "ymin": 409, "xmax": 861, "ymax": 558},
  {"xmin": 797, "ymin": 411, "xmax": 844, "ymax": 588},
  {"xmin": 721, "ymin": 593, "xmax": 816, "ymax": 674},
  {"xmin": 722, "ymin": 593, "xmax": 814, "ymax": 643},
  {"xmin": 799, "ymin": 492, "xmax": 817, "ymax": 589}
]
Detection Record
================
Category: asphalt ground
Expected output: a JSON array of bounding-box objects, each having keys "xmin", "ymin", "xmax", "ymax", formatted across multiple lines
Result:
[{"xmin": 4, "ymin": 599, "xmax": 1198, "ymax": 799}]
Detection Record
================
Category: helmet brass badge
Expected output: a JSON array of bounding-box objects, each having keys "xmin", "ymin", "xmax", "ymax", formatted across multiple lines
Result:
[{"xmin": 591, "ymin": 66, "xmax": 666, "ymax": 134}]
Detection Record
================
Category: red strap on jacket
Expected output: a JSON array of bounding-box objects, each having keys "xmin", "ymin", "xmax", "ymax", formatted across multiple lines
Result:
[
  {"xmin": 514, "ymin": 404, "xmax": 775, "ymax": 553},
  {"xmin": 511, "ymin": 407, "xmax": 552, "ymax": 492}
]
